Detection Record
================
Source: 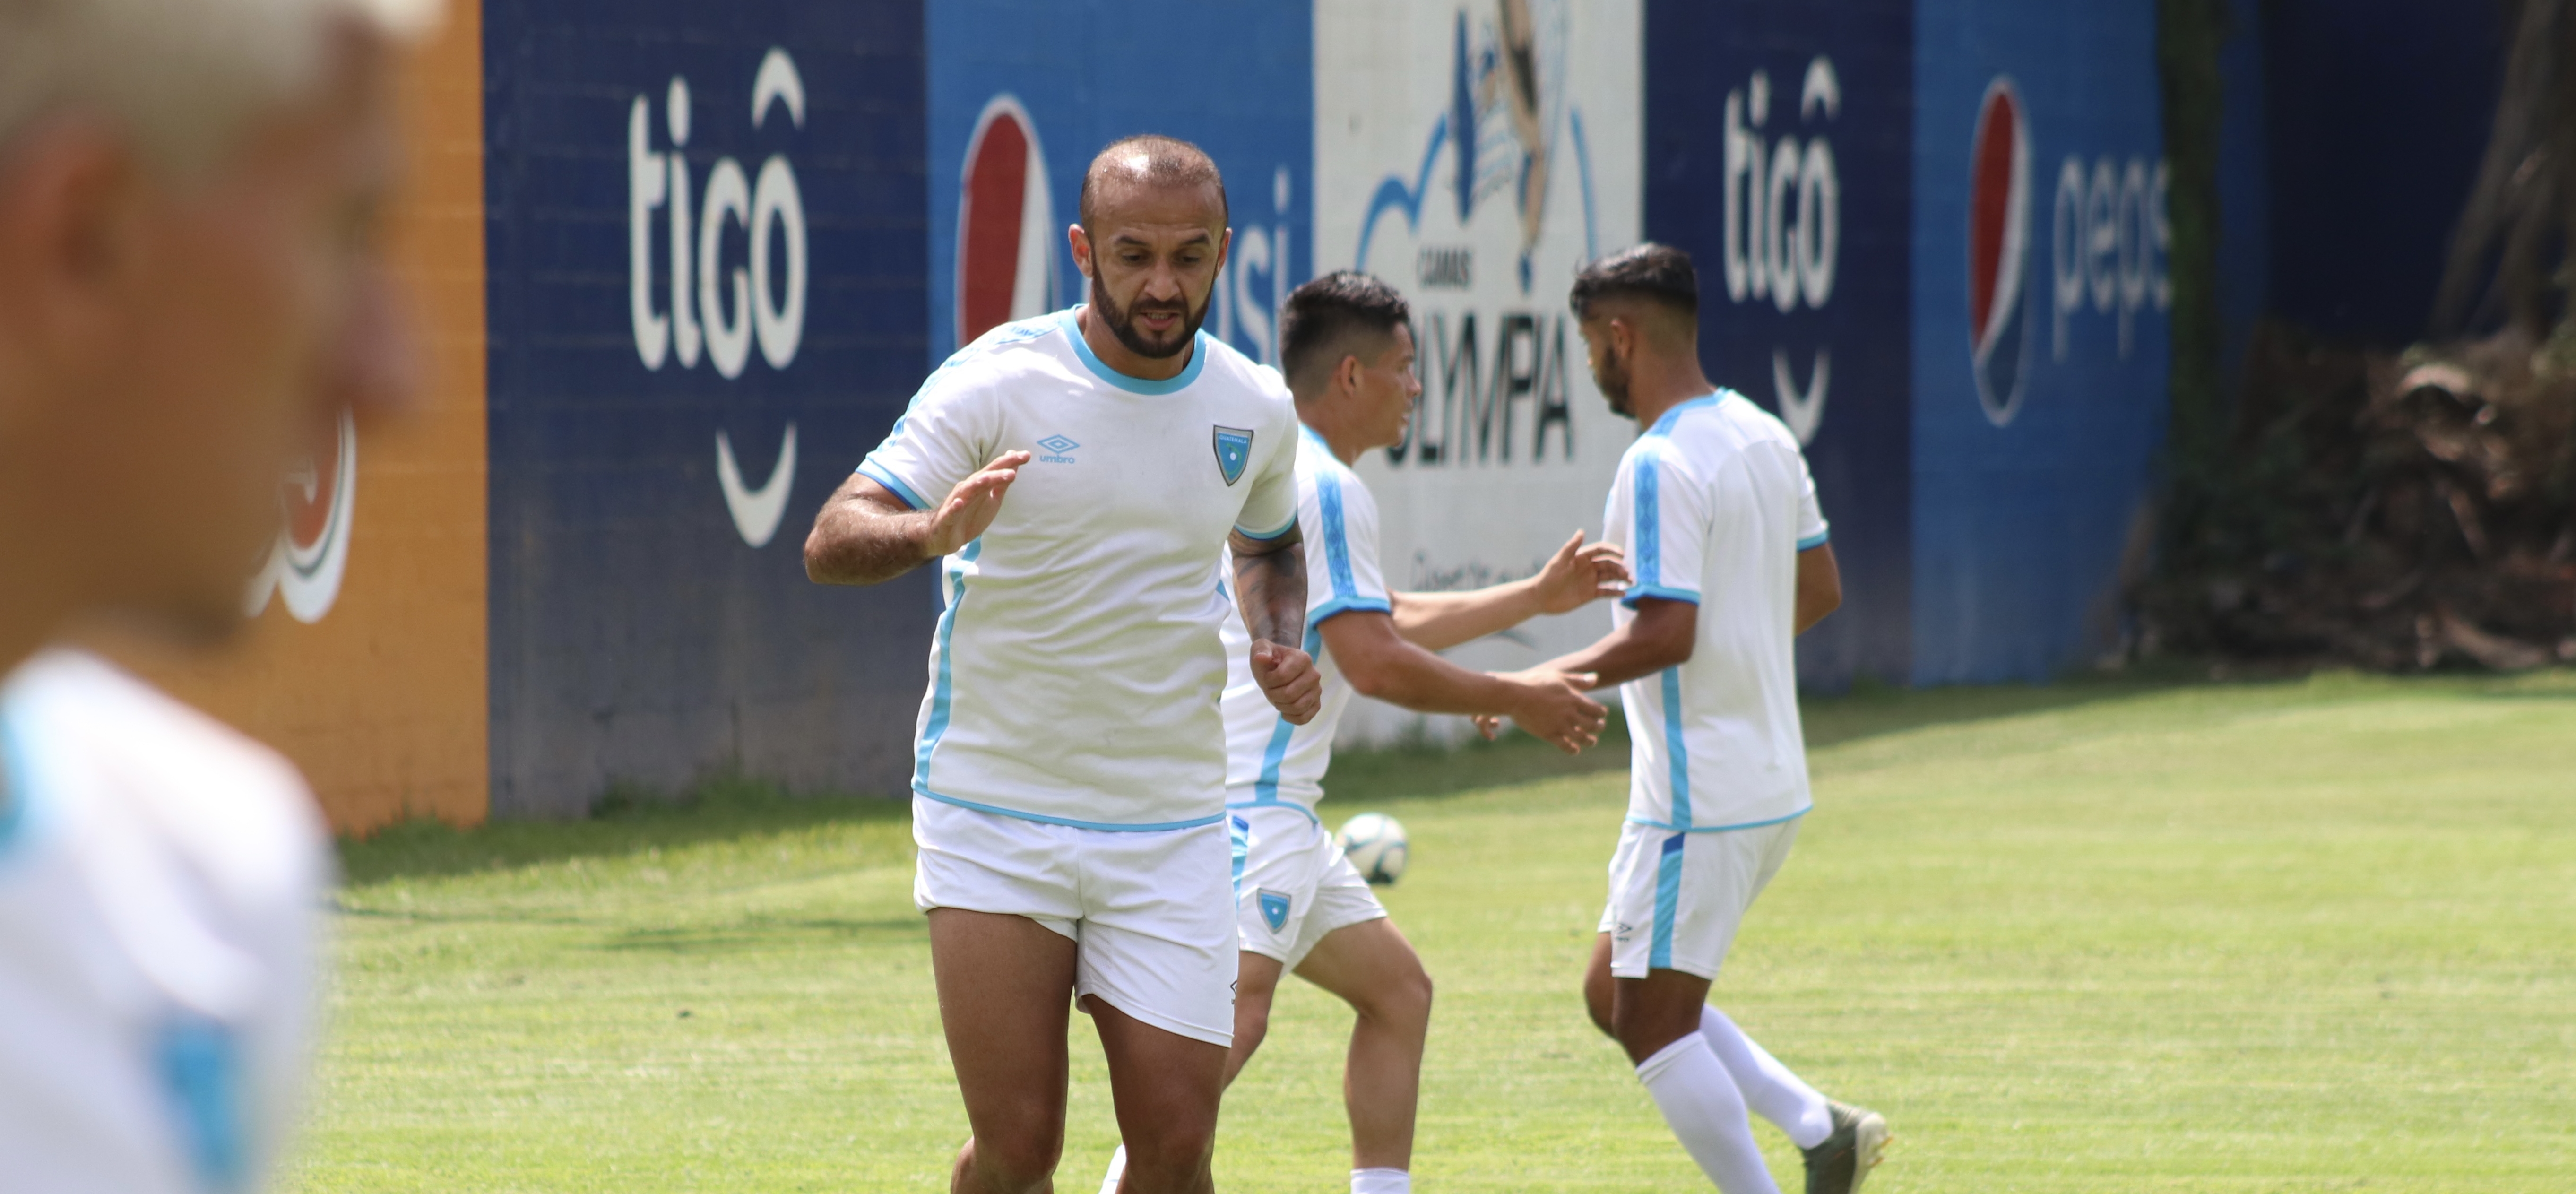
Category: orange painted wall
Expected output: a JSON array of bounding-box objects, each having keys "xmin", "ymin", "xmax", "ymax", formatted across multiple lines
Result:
[{"xmin": 98, "ymin": 3, "xmax": 491, "ymax": 835}]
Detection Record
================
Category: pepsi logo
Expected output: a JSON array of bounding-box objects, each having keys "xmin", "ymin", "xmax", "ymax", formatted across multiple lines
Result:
[
  {"xmin": 245, "ymin": 410, "xmax": 357, "ymax": 623},
  {"xmin": 2050, "ymin": 151, "xmax": 2171, "ymax": 363},
  {"xmin": 956, "ymin": 94, "xmax": 1060, "ymax": 347},
  {"xmin": 1967, "ymin": 76, "xmax": 2033, "ymax": 427}
]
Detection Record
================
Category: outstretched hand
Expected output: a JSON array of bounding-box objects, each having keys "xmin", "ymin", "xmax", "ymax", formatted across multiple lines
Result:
[
  {"xmin": 1498, "ymin": 667, "xmax": 1606, "ymax": 753},
  {"xmin": 923, "ymin": 451, "xmax": 1032, "ymax": 558},
  {"xmin": 1250, "ymin": 639, "xmax": 1323, "ymax": 725},
  {"xmin": 1530, "ymin": 530, "xmax": 1631, "ymax": 614}
]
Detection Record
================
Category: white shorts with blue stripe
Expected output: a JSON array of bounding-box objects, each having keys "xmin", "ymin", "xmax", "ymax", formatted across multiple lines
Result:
[
  {"xmin": 1598, "ymin": 816, "xmax": 1801, "ymax": 980},
  {"xmin": 913, "ymin": 796, "xmax": 1238, "ymax": 1047},
  {"xmin": 1231, "ymin": 804, "xmax": 1387, "ymax": 970}
]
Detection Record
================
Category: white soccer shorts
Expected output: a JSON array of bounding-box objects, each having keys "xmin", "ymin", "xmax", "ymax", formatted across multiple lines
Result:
[
  {"xmin": 1232, "ymin": 804, "xmax": 1389, "ymax": 971},
  {"xmin": 1598, "ymin": 816, "xmax": 1801, "ymax": 980},
  {"xmin": 912, "ymin": 796, "xmax": 1237, "ymax": 1047}
]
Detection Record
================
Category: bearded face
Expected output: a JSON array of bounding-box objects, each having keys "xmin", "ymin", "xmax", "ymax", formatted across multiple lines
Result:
[
  {"xmin": 1579, "ymin": 317, "xmax": 1634, "ymax": 418},
  {"xmin": 1090, "ymin": 268, "xmax": 1211, "ymax": 359}
]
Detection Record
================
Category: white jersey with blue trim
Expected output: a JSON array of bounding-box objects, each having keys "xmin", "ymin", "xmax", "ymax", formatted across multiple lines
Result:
[
  {"xmin": 859, "ymin": 308, "xmax": 1301, "ymax": 831},
  {"xmin": 1605, "ymin": 391, "xmax": 1830, "ymax": 834},
  {"xmin": 0, "ymin": 649, "xmax": 330, "ymax": 1194},
  {"xmin": 1217, "ymin": 425, "xmax": 1392, "ymax": 818}
]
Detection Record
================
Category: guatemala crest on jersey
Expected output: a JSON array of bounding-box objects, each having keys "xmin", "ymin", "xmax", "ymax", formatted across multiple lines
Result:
[
  {"xmin": 1212, "ymin": 426, "xmax": 1253, "ymax": 485},
  {"xmin": 1257, "ymin": 888, "xmax": 1291, "ymax": 932}
]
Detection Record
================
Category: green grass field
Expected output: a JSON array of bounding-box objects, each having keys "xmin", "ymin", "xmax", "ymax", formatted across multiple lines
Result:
[{"xmin": 294, "ymin": 670, "xmax": 2576, "ymax": 1192}]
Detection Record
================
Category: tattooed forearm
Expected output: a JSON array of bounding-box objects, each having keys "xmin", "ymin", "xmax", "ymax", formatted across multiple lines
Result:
[{"xmin": 1229, "ymin": 528, "xmax": 1308, "ymax": 648}]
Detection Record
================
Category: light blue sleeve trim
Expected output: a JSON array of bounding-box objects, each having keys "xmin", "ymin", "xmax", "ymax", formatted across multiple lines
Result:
[
  {"xmin": 1059, "ymin": 307, "xmax": 1210, "ymax": 395},
  {"xmin": 1626, "ymin": 805, "xmax": 1812, "ymax": 834},
  {"xmin": 856, "ymin": 462, "xmax": 931, "ymax": 511},
  {"xmin": 1619, "ymin": 585, "xmax": 1702, "ymax": 609},
  {"xmin": 1235, "ymin": 513, "xmax": 1299, "ymax": 541},
  {"xmin": 915, "ymin": 787, "xmax": 1227, "ymax": 833},
  {"xmin": 1798, "ymin": 531, "xmax": 1831, "ymax": 551},
  {"xmin": 1309, "ymin": 596, "xmax": 1392, "ymax": 626}
]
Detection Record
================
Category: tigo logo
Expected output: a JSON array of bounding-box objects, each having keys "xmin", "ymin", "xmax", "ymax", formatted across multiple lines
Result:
[
  {"xmin": 1720, "ymin": 56, "xmax": 1842, "ymax": 444},
  {"xmin": 626, "ymin": 47, "xmax": 811, "ymax": 548},
  {"xmin": 1967, "ymin": 76, "xmax": 2033, "ymax": 427},
  {"xmin": 957, "ymin": 95, "xmax": 1060, "ymax": 348}
]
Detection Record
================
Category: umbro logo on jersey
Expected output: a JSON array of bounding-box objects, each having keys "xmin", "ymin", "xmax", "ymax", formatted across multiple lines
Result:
[
  {"xmin": 1212, "ymin": 426, "xmax": 1253, "ymax": 485},
  {"xmin": 1036, "ymin": 434, "xmax": 1078, "ymax": 464},
  {"xmin": 1257, "ymin": 889, "xmax": 1291, "ymax": 932}
]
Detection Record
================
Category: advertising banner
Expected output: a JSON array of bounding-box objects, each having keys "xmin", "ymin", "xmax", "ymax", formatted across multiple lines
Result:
[
  {"xmin": 1644, "ymin": 0, "xmax": 1916, "ymax": 690},
  {"xmin": 482, "ymin": 0, "xmax": 931, "ymax": 815},
  {"xmin": 1316, "ymin": 0, "xmax": 1643, "ymax": 743},
  {"xmin": 98, "ymin": 0, "xmax": 2216, "ymax": 832},
  {"xmin": 1910, "ymin": 0, "xmax": 2171, "ymax": 683},
  {"xmin": 926, "ymin": 0, "xmax": 1313, "ymax": 368},
  {"xmin": 105, "ymin": 3, "xmax": 492, "ymax": 835}
]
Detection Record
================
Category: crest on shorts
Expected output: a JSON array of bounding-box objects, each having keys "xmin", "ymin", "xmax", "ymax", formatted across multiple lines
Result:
[
  {"xmin": 1257, "ymin": 889, "xmax": 1291, "ymax": 932},
  {"xmin": 1212, "ymin": 426, "xmax": 1253, "ymax": 485}
]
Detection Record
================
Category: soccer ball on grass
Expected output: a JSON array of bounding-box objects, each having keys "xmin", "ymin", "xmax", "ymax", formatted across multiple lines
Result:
[{"xmin": 1336, "ymin": 812, "xmax": 1409, "ymax": 885}]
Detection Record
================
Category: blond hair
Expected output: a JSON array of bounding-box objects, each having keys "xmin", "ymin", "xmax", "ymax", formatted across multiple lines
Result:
[{"xmin": 0, "ymin": 0, "xmax": 439, "ymax": 172}]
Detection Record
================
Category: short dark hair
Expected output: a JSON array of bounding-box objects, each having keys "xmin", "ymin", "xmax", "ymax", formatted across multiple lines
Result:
[
  {"xmin": 1279, "ymin": 272, "xmax": 1412, "ymax": 398},
  {"xmin": 1568, "ymin": 243, "xmax": 1700, "ymax": 321},
  {"xmin": 1078, "ymin": 134, "xmax": 1228, "ymax": 232}
]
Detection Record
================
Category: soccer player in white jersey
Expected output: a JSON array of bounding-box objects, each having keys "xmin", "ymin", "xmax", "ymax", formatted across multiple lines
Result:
[
  {"xmin": 1536, "ymin": 245, "xmax": 1889, "ymax": 1194},
  {"xmin": 806, "ymin": 135, "xmax": 1322, "ymax": 1194},
  {"xmin": 1095, "ymin": 272, "xmax": 1627, "ymax": 1194},
  {"xmin": 0, "ymin": 1, "xmax": 431, "ymax": 1190}
]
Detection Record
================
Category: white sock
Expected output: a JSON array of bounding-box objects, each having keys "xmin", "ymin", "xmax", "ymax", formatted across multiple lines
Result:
[
  {"xmin": 1699, "ymin": 1005, "xmax": 1833, "ymax": 1150},
  {"xmin": 1097, "ymin": 1144, "xmax": 1125, "ymax": 1194},
  {"xmin": 1636, "ymin": 1033, "xmax": 1781, "ymax": 1194},
  {"xmin": 1351, "ymin": 1167, "xmax": 1409, "ymax": 1194}
]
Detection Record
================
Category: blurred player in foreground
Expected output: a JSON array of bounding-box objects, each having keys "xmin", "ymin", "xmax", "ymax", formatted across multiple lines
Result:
[
  {"xmin": 1096, "ymin": 271, "xmax": 1627, "ymax": 1194},
  {"xmin": 807, "ymin": 135, "xmax": 1319, "ymax": 1194},
  {"xmin": 0, "ymin": 0, "xmax": 432, "ymax": 1189},
  {"xmin": 1537, "ymin": 245, "xmax": 1889, "ymax": 1194}
]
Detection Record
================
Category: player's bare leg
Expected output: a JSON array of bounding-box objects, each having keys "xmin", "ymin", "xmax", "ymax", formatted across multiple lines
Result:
[
  {"xmin": 1090, "ymin": 997, "xmax": 1227, "ymax": 1194},
  {"xmin": 1291, "ymin": 918, "xmax": 1433, "ymax": 1173},
  {"xmin": 930, "ymin": 909, "xmax": 1076, "ymax": 1194},
  {"xmin": 1583, "ymin": 931, "xmax": 1714, "ymax": 1064},
  {"xmin": 1583, "ymin": 933, "xmax": 1886, "ymax": 1193},
  {"xmin": 1582, "ymin": 932, "xmax": 1778, "ymax": 1191},
  {"xmin": 1224, "ymin": 952, "xmax": 1287, "ymax": 1086}
]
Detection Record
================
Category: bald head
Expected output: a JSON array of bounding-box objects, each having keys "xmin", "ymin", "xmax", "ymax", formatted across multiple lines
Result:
[{"xmin": 1078, "ymin": 133, "xmax": 1227, "ymax": 233}]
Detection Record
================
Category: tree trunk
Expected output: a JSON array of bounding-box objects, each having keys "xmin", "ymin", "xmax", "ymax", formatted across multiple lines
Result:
[{"xmin": 2432, "ymin": 0, "xmax": 2576, "ymax": 339}]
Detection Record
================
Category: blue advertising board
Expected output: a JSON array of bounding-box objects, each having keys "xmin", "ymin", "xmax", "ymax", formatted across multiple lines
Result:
[
  {"xmin": 1645, "ymin": 0, "xmax": 1917, "ymax": 690},
  {"xmin": 1910, "ymin": 0, "xmax": 2172, "ymax": 683},
  {"xmin": 925, "ymin": 0, "xmax": 1312, "ymax": 367},
  {"xmin": 483, "ymin": 0, "xmax": 930, "ymax": 815}
]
